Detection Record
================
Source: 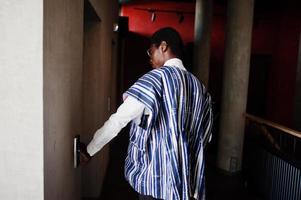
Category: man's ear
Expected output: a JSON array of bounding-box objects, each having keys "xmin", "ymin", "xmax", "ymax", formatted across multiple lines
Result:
[{"xmin": 160, "ymin": 41, "xmax": 168, "ymax": 52}]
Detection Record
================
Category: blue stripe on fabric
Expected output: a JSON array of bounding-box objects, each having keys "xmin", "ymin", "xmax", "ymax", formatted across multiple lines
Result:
[{"xmin": 124, "ymin": 66, "xmax": 213, "ymax": 200}]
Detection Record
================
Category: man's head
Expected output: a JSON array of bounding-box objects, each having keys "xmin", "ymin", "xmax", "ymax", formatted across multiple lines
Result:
[{"xmin": 147, "ymin": 27, "xmax": 184, "ymax": 69}]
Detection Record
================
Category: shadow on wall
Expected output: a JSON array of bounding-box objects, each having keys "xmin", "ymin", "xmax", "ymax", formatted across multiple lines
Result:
[
  {"xmin": 99, "ymin": 32, "xmax": 150, "ymax": 200},
  {"xmin": 122, "ymin": 32, "xmax": 152, "ymax": 90}
]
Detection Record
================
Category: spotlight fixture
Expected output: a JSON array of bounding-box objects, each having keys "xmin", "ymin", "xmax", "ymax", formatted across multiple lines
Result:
[
  {"xmin": 151, "ymin": 11, "xmax": 156, "ymax": 22},
  {"xmin": 178, "ymin": 13, "xmax": 184, "ymax": 23},
  {"xmin": 134, "ymin": 7, "xmax": 194, "ymax": 24}
]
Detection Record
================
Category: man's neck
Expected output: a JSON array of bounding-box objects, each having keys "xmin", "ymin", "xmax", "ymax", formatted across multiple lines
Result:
[{"xmin": 162, "ymin": 53, "xmax": 177, "ymax": 63}]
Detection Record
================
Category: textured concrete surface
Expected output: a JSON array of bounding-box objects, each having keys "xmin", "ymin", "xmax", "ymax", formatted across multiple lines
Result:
[
  {"xmin": 0, "ymin": 1, "xmax": 44, "ymax": 199},
  {"xmin": 217, "ymin": 0, "xmax": 254, "ymax": 172}
]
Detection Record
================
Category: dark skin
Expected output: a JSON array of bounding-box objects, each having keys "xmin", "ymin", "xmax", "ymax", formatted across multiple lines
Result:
[
  {"xmin": 148, "ymin": 41, "xmax": 177, "ymax": 69},
  {"xmin": 79, "ymin": 142, "xmax": 91, "ymax": 164}
]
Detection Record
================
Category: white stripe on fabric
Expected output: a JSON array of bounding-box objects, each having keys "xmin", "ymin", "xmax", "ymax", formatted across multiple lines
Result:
[{"xmin": 124, "ymin": 65, "xmax": 213, "ymax": 200}]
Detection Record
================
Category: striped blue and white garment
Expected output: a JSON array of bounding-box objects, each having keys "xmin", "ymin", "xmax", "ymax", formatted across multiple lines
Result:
[{"xmin": 123, "ymin": 65, "xmax": 213, "ymax": 200}]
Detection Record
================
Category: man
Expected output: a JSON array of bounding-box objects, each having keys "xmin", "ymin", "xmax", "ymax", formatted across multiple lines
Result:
[{"xmin": 82, "ymin": 27, "xmax": 213, "ymax": 200}]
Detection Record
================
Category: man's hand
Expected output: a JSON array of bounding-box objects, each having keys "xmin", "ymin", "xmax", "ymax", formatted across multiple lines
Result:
[{"xmin": 79, "ymin": 142, "xmax": 91, "ymax": 165}]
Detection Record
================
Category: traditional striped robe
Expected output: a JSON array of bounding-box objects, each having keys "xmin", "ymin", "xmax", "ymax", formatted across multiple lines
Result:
[{"xmin": 123, "ymin": 65, "xmax": 213, "ymax": 200}]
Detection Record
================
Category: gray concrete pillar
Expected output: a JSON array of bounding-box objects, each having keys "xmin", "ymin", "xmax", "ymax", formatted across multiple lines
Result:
[
  {"xmin": 293, "ymin": 32, "xmax": 301, "ymax": 131},
  {"xmin": 193, "ymin": 0, "xmax": 213, "ymax": 87},
  {"xmin": 217, "ymin": 0, "xmax": 254, "ymax": 173}
]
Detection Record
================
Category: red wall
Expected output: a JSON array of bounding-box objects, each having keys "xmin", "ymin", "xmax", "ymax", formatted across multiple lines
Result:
[
  {"xmin": 119, "ymin": 1, "xmax": 196, "ymax": 94},
  {"xmin": 121, "ymin": 1, "xmax": 195, "ymax": 44},
  {"xmin": 120, "ymin": 1, "xmax": 301, "ymax": 128},
  {"xmin": 265, "ymin": 5, "xmax": 301, "ymax": 126},
  {"xmin": 209, "ymin": 2, "xmax": 301, "ymax": 127}
]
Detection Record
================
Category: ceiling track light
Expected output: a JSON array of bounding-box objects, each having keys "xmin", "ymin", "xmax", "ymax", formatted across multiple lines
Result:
[
  {"xmin": 151, "ymin": 11, "xmax": 156, "ymax": 22},
  {"xmin": 178, "ymin": 12, "xmax": 184, "ymax": 23},
  {"xmin": 134, "ymin": 8, "xmax": 194, "ymax": 23}
]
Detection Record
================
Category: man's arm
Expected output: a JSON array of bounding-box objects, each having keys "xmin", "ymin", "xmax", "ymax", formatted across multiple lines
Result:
[{"xmin": 87, "ymin": 96, "xmax": 145, "ymax": 156}]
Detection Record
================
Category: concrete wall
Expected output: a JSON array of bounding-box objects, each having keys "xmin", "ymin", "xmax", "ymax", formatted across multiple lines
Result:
[
  {"xmin": 44, "ymin": 0, "xmax": 119, "ymax": 199},
  {"xmin": 0, "ymin": 0, "xmax": 44, "ymax": 199},
  {"xmin": 193, "ymin": 0, "xmax": 212, "ymax": 87},
  {"xmin": 0, "ymin": 0, "xmax": 118, "ymax": 199},
  {"xmin": 81, "ymin": 0, "xmax": 119, "ymax": 197},
  {"xmin": 43, "ymin": 0, "xmax": 83, "ymax": 199}
]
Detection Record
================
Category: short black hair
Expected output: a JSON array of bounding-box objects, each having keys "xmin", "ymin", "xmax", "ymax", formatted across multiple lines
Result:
[{"xmin": 150, "ymin": 27, "xmax": 184, "ymax": 58}]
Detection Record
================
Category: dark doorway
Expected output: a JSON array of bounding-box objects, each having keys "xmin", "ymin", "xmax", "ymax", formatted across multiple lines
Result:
[{"xmin": 246, "ymin": 54, "xmax": 271, "ymax": 117}]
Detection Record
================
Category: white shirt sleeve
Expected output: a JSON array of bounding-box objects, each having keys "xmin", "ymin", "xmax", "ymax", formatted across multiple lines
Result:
[{"xmin": 87, "ymin": 96, "xmax": 145, "ymax": 156}]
